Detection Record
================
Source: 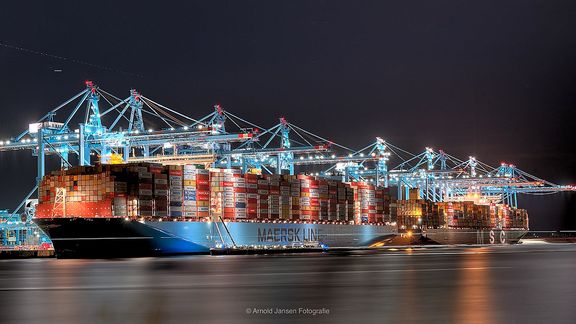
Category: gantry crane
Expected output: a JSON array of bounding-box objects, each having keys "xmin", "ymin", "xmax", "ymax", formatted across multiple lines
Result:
[{"xmin": 0, "ymin": 81, "xmax": 574, "ymax": 247}]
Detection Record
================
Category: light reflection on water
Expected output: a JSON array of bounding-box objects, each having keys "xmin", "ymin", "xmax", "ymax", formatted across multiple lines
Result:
[
  {"xmin": 456, "ymin": 253, "xmax": 492, "ymax": 324},
  {"xmin": 0, "ymin": 245, "xmax": 574, "ymax": 324}
]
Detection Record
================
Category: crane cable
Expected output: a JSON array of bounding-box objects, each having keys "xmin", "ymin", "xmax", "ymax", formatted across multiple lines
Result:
[{"xmin": 0, "ymin": 40, "xmax": 143, "ymax": 78}]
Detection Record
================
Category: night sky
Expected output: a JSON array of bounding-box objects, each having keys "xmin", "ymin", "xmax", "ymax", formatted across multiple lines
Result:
[{"xmin": 0, "ymin": 1, "xmax": 574, "ymax": 229}]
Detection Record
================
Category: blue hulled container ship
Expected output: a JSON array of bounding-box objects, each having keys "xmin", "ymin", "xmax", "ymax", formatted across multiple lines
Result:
[{"xmin": 34, "ymin": 163, "xmax": 398, "ymax": 258}]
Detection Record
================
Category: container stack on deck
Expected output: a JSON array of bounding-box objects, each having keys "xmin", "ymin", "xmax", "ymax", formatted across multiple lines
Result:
[
  {"xmin": 152, "ymin": 165, "xmax": 168, "ymax": 217},
  {"xmin": 288, "ymin": 176, "xmax": 300, "ymax": 220},
  {"xmin": 35, "ymin": 163, "xmax": 394, "ymax": 225},
  {"xmin": 350, "ymin": 183, "xmax": 376, "ymax": 224},
  {"xmin": 394, "ymin": 199, "xmax": 425, "ymax": 229},
  {"xmin": 182, "ymin": 165, "xmax": 195, "ymax": 217},
  {"xmin": 392, "ymin": 198, "xmax": 529, "ymax": 230},
  {"xmin": 268, "ymin": 174, "xmax": 281, "ymax": 220},
  {"xmin": 494, "ymin": 204, "xmax": 529, "ymax": 229},
  {"xmin": 35, "ymin": 163, "xmax": 527, "ymax": 229},
  {"xmin": 298, "ymin": 175, "xmax": 313, "ymax": 221},
  {"xmin": 209, "ymin": 168, "xmax": 246, "ymax": 220},
  {"xmin": 168, "ymin": 166, "xmax": 183, "ymax": 217},
  {"xmin": 245, "ymin": 174, "xmax": 258, "ymax": 219}
]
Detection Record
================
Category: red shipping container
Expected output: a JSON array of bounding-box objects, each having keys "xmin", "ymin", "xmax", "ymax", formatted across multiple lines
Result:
[{"xmin": 169, "ymin": 170, "xmax": 183, "ymax": 176}]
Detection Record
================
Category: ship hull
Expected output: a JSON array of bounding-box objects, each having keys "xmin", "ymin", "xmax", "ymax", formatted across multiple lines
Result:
[
  {"xmin": 34, "ymin": 218, "xmax": 397, "ymax": 258},
  {"xmin": 423, "ymin": 228, "xmax": 528, "ymax": 245}
]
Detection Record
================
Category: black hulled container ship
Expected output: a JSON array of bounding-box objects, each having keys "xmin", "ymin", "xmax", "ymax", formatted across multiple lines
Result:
[{"xmin": 392, "ymin": 189, "xmax": 528, "ymax": 245}]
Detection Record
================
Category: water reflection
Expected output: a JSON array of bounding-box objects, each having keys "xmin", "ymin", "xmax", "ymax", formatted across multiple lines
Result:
[
  {"xmin": 0, "ymin": 245, "xmax": 574, "ymax": 323},
  {"xmin": 456, "ymin": 252, "xmax": 493, "ymax": 324}
]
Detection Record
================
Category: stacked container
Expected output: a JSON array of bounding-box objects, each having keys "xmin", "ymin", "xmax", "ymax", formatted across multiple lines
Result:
[
  {"xmin": 196, "ymin": 169, "xmax": 210, "ymax": 218},
  {"xmin": 335, "ymin": 181, "xmax": 347, "ymax": 221},
  {"xmin": 153, "ymin": 172, "xmax": 168, "ymax": 217},
  {"xmin": 38, "ymin": 170, "xmax": 114, "ymax": 217},
  {"xmin": 345, "ymin": 186, "xmax": 355, "ymax": 222},
  {"xmin": 298, "ymin": 175, "xmax": 312, "ymax": 221},
  {"xmin": 279, "ymin": 177, "xmax": 291, "ymax": 220},
  {"xmin": 318, "ymin": 180, "xmax": 329, "ymax": 221},
  {"xmin": 257, "ymin": 177, "xmax": 269, "ymax": 219},
  {"xmin": 245, "ymin": 174, "xmax": 259, "ymax": 219},
  {"xmin": 36, "ymin": 164, "xmax": 407, "ymax": 226},
  {"xmin": 507, "ymin": 208, "xmax": 529, "ymax": 229},
  {"xmin": 326, "ymin": 180, "xmax": 337, "ymax": 221},
  {"xmin": 209, "ymin": 169, "xmax": 224, "ymax": 219},
  {"xmin": 350, "ymin": 183, "xmax": 378, "ymax": 224},
  {"xmin": 218, "ymin": 169, "xmax": 246, "ymax": 220},
  {"xmin": 395, "ymin": 200, "xmax": 425, "ymax": 229},
  {"xmin": 290, "ymin": 177, "xmax": 301, "ymax": 220},
  {"xmin": 134, "ymin": 166, "xmax": 153, "ymax": 217},
  {"xmin": 434, "ymin": 201, "xmax": 519, "ymax": 229},
  {"xmin": 183, "ymin": 165, "xmax": 197, "ymax": 218},
  {"xmin": 374, "ymin": 189, "xmax": 385, "ymax": 223},
  {"xmin": 168, "ymin": 166, "xmax": 183, "ymax": 217},
  {"xmin": 267, "ymin": 175, "xmax": 280, "ymax": 220},
  {"xmin": 232, "ymin": 170, "xmax": 247, "ymax": 219}
]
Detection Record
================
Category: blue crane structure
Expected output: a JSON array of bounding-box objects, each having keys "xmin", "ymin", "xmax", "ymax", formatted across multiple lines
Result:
[{"xmin": 0, "ymin": 81, "xmax": 574, "ymax": 248}]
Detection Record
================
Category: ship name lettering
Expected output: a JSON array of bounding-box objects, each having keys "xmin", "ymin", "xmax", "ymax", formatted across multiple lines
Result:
[{"xmin": 258, "ymin": 227, "xmax": 303, "ymax": 242}]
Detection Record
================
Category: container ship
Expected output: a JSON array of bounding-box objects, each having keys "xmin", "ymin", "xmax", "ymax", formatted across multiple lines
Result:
[
  {"xmin": 392, "ymin": 189, "xmax": 529, "ymax": 245},
  {"xmin": 34, "ymin": 163, "xmax": 397, "ymax": 258}
]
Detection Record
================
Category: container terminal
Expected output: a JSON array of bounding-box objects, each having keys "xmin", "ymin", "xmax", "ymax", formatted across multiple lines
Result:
[{"xmin": 0, "ymin": 81, "xmax": 574, "ymax": 257}]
